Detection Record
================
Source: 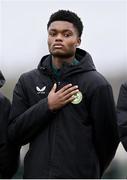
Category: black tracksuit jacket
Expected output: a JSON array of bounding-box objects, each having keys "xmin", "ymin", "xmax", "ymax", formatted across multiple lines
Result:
[
  {"xmin": 8, "ymin": 48, "xmax": 119, "ymax": 178},
  {"xmin": 117, "ymin": 82, "xmax": 127, "ymax": 151},
  {"xmin": 0, "ymin": 71, "xmax": 20, "ymax": 178}
]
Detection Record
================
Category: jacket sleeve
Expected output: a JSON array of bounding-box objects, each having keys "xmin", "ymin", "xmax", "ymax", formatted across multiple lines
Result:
[
  {"xmin": 90, "ymin": 85, "xmax": 119, "ymax": 176},
  {"xmin": 117, "ymin": 83, "xmax": 127, "ymax": 151},
  {"xmin": 8, "ymin": 76, "xmax": 55, "ymax": 146},
  {"xmin": 0, "ymin": 95, "xmax": 20, "ymax": 178}
]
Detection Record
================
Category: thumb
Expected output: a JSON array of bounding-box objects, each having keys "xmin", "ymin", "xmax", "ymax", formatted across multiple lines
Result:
[{"xmin": 52, "ymin": 83, "xmax": 57, "ymax": 92}]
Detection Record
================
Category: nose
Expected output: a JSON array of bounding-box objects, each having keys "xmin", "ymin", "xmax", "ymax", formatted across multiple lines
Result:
[{"xmin": 55, "ymin": 33, "xmax": 63, "ymax": 41}]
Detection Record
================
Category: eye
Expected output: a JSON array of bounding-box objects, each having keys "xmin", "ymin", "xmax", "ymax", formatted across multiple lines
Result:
[
  {"xmin": 64, "ymin": 33, "xmax": 71, "ymax": 37},
  {"xmin": 49, "ymin": 31, "xmax": 56, "ymax": 37}
]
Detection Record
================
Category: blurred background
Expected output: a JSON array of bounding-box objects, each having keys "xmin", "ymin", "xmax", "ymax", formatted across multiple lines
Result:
[{"xmin": 0, "ymin": 0, "xmax": 127, "ymax": 178}]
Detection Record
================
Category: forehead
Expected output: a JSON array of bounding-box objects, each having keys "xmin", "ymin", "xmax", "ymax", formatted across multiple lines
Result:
[{"xmin": 48, "ymin": 21, "xmax": 77, "ymax": 32}]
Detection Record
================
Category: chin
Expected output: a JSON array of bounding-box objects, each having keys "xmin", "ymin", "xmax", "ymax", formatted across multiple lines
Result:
[
  {"xmin": 52, "ymin": 52, "xmax": 65, "ymax": 57},
  {"xmin": 51, "ymin": 51, "xmax": 74, "ymax": 58}
]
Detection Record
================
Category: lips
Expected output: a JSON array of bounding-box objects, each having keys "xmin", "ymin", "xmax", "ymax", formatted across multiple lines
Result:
[{"xmin": 53, "ymin": 44, "xmax": 64, "ymax": 48}]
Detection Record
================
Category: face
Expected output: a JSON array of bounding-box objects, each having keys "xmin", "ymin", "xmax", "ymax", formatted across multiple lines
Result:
[{"xmin": 47, "ymin": 21, "xmax": 81, "ymax": 58}]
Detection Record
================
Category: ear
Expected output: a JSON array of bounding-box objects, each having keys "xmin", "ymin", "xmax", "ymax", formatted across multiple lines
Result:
[{"xmin": 76, "ymin": 38, "xmax": 81, "ymax": 47}]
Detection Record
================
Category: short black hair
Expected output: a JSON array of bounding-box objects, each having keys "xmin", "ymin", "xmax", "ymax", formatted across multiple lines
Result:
[{"xmin": 47, "ymin": 10, "xmax": 83, "ymax": 37}]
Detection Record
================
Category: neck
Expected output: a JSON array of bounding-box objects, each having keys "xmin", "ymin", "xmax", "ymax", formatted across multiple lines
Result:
[{"xmin": 52, "ymin": 56, "xmax": 75, "ymax": 69}]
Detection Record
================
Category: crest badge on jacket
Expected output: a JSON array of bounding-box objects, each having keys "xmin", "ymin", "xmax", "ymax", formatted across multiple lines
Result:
[{"xmin": 71, "ymin": 91, "xmax": 83, "ymax": 104}]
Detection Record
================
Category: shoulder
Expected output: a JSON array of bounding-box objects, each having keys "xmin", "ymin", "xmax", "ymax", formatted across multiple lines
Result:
[
  {"xmin": 86, "ymin": 70, "xmax": 111, "ymax": 90},
  {"xmin": 0, "ymin": 92, "xmax": 10, "ymax": 103},
  {"xmin": 118, "ymin": 82, "xmax": 127, "ymax": 100},
  {"xmin": 19, "ymin": 69, "xmax": 38, "ymax": 80},
  {"xmin": 16, "ymin": 68, "xmax": 40, "ymax": 86},
  {"xmin": 120, "ymin": 82, "xmax": 127, "ymax": 90},
  {"xmin": 82, "ymin": 71, "xmax": 113, "ymax": 100},
  {"xmin": 14, "ymin": 68, "xmax": 42, "ymax": 95},
  {"xmin": 0, "ymin": 93, "xmax": 10, "ymax": 105}
]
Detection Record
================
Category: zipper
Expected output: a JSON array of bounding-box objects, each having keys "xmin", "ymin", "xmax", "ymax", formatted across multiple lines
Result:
[{"xmin": 48, "ymin": 80, "xmax": 61, "ymax": 177}]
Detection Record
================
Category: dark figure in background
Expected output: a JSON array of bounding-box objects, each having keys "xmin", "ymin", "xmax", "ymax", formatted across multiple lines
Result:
[
  {"xmin": 0, "ymin": 71, "xmax": 20, "ymax": 178},
  {"xmin": 8, "ymin": 10, "xmax": 119, "ymax": 178},
  {"xmin": 117, "ymin": 82, "xmax": 127, "ymax": 151}
]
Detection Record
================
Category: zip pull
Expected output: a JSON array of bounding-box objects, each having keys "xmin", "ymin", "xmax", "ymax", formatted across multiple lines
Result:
[
  {"xmin": 56, "ymin": 81, "xmax": 61, "ymax": 91},
  {"xmin": 58, "ymin": 82, "xmax": 61, "ymax": 86}
]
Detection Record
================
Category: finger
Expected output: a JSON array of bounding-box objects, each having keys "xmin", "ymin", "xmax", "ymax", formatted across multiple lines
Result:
[
  {"xmin": 62, "ymin": 85, "xmax": 78, "ymax": 96},
  {"xmin": 63, "ymin": 89, "xmax": 79, "ymax": 101},
  {"xmin": 51, "ymin": 83, "xmax": 57, "ymax": 92},
  {"xmin": 58, "ymin": 84, "xmax": 72, "ymax": 93},
  {"xmin": 64, "ymin": 95, "xmax": 76, "ymax": 104}
]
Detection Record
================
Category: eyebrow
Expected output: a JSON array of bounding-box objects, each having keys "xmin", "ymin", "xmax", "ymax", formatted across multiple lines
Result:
[{"xmin": 48, "ymin": 29, "xmax": 73, "ymax": 33}]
